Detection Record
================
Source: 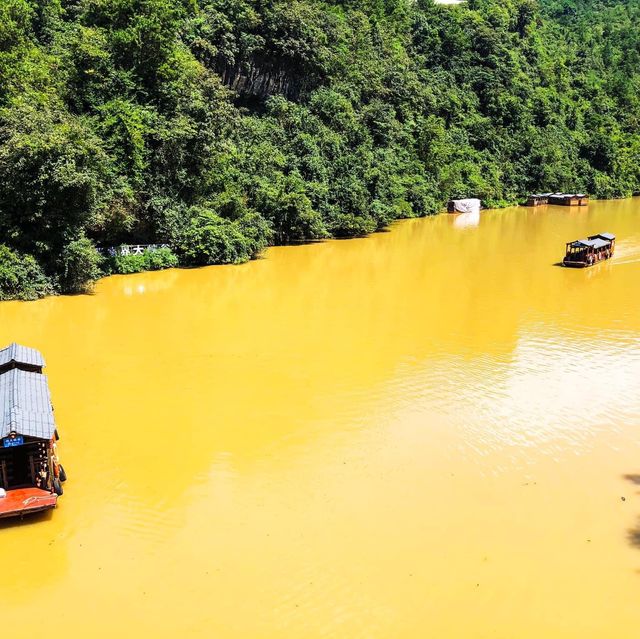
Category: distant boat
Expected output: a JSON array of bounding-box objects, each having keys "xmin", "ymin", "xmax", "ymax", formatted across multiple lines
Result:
[
  {"xmin": 527, "ymin": 193, "xmax": 589, "ymax": 207},
  {"xmin": 563, "ymin": 233, "xmax": 615, "ymax": 268},
  {"xmin": 447, "ymin": 198, "xmax": 481, "ymax": 215},
  {"xmin": 0, "ymin": 343, "xmax": 66, "ymax": 519}
]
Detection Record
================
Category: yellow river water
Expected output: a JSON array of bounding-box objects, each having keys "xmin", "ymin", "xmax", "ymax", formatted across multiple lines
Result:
[{"xmin": 1, "ymin": 200, "xmax": 640, "ymax": 638}]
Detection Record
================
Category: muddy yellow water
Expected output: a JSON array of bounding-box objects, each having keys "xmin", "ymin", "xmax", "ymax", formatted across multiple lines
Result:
[{"xmin": 2, "ymin": 200, "xmax": 640, "ymax": 638}]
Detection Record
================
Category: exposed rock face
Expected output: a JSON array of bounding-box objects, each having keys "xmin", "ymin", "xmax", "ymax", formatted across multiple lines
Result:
[{"xmin": 219, "ymin": 62, "xmax": 299, "ymax": 100}]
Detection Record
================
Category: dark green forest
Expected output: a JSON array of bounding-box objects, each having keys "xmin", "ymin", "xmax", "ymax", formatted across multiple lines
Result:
[{"xmin": 1, "ymin": 0, "xmax": 640, "ymax": 299}]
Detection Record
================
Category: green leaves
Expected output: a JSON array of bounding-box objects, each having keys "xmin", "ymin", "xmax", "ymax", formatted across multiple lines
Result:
[
  {"xmin": 0, "ymin": 0, "xmax": 33, "ymax": 52},
  {"xmin": 0, "ymin": 244, "xmax": 52, "ymax": 301},
  {"xmin": 58, "ymin": 234, "xmax": 102, "ymax": 294},
  {"xmin": 0, "ymin": 100, "xmax": 109, "ymax": 258},
  {"xmin": 173, "ymin": 206, "xmax": 271, "ymax": 266},
  {"xmin": 2, "ymin": 0, "xmax": 640, "ymax": 301}
]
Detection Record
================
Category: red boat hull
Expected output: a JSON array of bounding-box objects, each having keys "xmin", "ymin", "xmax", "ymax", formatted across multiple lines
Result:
[{"xmin": 0, "ymin": 488, "xmax": 57, "ymax": 519}]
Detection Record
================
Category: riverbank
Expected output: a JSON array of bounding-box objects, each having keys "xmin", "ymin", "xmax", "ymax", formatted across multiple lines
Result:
[{"xmin": 1, "ymin": 195, "xmax": 634, "ymax": 303}]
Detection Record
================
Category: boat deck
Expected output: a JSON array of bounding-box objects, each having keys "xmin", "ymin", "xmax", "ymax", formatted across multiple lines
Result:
[{"xmin": 0, "ymin": 487, "xmax": 57, "ymax": 519}]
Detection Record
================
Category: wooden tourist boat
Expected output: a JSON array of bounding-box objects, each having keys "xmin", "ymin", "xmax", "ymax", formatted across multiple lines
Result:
[
  {"xmin": 0, "ymin": 344, "xmax": 66, "ymax": 519},
  {"xmin": 563, "ymin": 233, "xmax": 615, "ymax": 268},
  {"xmin": 527, "ymin": 193, "xmax": 589, "ymax": 207}
]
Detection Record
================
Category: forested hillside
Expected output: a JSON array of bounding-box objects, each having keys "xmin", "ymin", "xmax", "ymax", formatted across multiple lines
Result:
[{"xmin": 1, "ymin": 0, "xmax": 640, "ymax": 299}]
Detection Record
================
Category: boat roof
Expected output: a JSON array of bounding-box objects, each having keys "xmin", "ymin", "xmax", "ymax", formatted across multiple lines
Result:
[
  {"xmin": 551, "ymin": 193, "xmax": 588, "ymax": 198},
  {"xmin": 593, "ymin": 232, "xmax": 615, "ymax": 241},
  {"xmin": 0, "ymin": 343, "xmax": 45, "ymax": 370},
  {"xmin": 0, "ymin": 368, "xmax": 55, "ymax": 440},
  {"xmin": 570, "ymin": 238, "xmax": 610, "ymax": 249}
]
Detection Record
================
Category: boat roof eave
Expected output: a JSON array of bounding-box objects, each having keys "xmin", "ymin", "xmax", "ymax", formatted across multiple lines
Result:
[{"xmin": 0, "ymin": 343, "xmax": 45, "ymax": 371}]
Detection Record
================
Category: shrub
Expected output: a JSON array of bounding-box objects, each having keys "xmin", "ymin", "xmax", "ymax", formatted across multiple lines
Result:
[
  {"xmin": 173, "ymin": 208, "xmax": 270, "ymax": 266},
  {"xmin": 144, "ymin": 247, "xmax": 179, "ymax": 270},
  {"xmin": 252, "ymin": 175, "xmax": 327, "ymax": 243},
  {"xmin": 235, "ymin": 211, "xmax": 274, "ymax": 255},
  {"xmin": 0, "ymin": 245, "xmax": 53, "ymax": 301},
  {"xmin": 329, "ymin": 213, "xmax": 378, "ymax": 238},
  {"xmin": 58, "ymin": 235, "xmax": 102, "ymax": 294}
]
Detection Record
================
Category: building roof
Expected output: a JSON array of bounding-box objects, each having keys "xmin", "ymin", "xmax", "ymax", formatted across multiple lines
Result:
[
  {"xmin": 0, "ymin": 343, "xmax": 45, "ymax": 370},
  {"xmin": 0, "ymin": 368, "xmax": 55, "ymax": 440}
]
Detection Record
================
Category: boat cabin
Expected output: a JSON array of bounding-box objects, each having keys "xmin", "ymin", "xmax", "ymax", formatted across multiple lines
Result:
[
  {"xmin": 0, "ymin": 344, "xmax": 65, "ymax": 519},
  {"xmin": 563, "ymin": 232, "xmax": 615, "ymax": 268}
]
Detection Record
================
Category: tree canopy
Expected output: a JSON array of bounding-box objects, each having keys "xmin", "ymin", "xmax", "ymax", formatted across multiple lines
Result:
[{"xmin": 1, "ymin": 0, "xmax": 640, "ymax": 298}]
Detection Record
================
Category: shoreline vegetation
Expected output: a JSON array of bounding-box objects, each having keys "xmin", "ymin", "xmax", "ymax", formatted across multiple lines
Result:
[
  {"xmin": 2, "ymin": 0, "xmax": 640, "ymax": 301},
  {"xmin": 0, "ymin": 196, "xmax": 632, "ymax": 303}
]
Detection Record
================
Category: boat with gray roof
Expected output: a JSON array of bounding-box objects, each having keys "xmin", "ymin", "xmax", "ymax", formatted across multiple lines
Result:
[
  {"xmin": 0, "ymin": 343, "xmax": 66, "ymax": 519},
  {"xmin": 563, "ymin": 233, "xmax": 616, "ymax": 268}
]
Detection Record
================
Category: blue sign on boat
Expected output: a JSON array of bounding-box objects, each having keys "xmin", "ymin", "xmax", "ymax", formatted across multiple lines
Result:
[{"xmin": 3, "ymin": 436, "xmax": 24, "ymax": 447}]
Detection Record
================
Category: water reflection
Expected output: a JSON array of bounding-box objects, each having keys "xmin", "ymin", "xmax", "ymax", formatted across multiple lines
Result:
[{"xmin": 453, "ymin": 210, "xmax": 481, "ymax": 228}]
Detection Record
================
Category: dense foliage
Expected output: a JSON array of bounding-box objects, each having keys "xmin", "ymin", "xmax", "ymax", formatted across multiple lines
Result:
[{"xmin": 1, "ymin": 0, "xmax": 640, "ymax": 299}]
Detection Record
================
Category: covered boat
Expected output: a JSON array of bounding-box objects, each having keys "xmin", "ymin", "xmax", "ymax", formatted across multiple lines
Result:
[
  {"xmin": 447, "ymin": 198, "xmax": 481, "ymax": 214},
  {"xmin": 549, "ymin": 193, "xmax": 589, "ymax": 206},
  {"xmin": 0, "ymin": 343, "xmax": 66, "ymax": 519},
  {"xmin": 526, "ymin": 193, "xmax": 552, "ymax": 207},
  {"xmin": 563, "ymin": 233, "xmax": 615, "ymax": 268}
]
